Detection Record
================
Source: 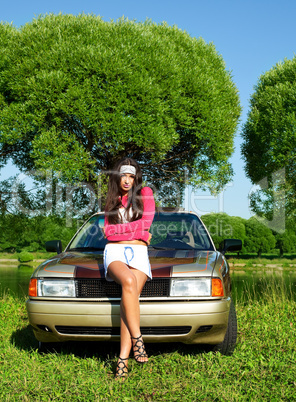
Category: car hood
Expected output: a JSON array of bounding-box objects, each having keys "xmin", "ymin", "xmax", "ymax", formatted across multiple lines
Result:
[{"xmin": 34, "ymin": 249, "xmax": 225, "ymax": 279}]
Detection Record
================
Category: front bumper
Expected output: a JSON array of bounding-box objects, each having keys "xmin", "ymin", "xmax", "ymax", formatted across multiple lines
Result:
[{"xmin": 26, "ymin": 298, "xmax": 231, "ymax": 345}]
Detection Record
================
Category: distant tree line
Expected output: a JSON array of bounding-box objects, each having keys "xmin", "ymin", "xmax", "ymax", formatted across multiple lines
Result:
[
  {"xmin": 0, "ymin": 214, "xmax": 78, "ymax": 253},
  {"xmin": 1, "ymin": 211, "xmax": 295, "ymax": 257},
  {"xmin": 201, "ymin": 213, "xmax": 296, "ymax": 257}
]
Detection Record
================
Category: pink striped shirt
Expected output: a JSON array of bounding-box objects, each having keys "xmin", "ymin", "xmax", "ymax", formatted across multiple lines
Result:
[{"xmin": 104, "ymin": 186, "xmax": 155, "ymax": 242}]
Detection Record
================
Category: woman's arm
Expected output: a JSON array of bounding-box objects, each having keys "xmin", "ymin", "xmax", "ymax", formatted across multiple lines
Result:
[
  {"xmin": 104, "ymin": 229, "xmax": 151, "ymax": 243},
  {"xmin": 104, "ymin": 187, "xmax": 155, "ymax": 240}
]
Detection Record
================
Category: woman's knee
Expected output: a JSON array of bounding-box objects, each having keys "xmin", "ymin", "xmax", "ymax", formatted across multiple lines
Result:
[
  {"xmin": 107, "ymin": 262, "xmax": 129, "ymax": 283},
  {"xmin": 121, "ymin": 273, "xmax": 137, "ymax": 292}
]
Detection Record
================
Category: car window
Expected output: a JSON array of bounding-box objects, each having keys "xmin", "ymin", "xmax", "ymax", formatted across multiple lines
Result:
[
  {"xmin": 150, "ymin": 213, "xmax": 214, "ymax": 250},
  {"xmin": 68, "ymin": 215, "xmax": 107, "ymax": 251},
  {"xmin": 67, "ymin": 212, "xmax": 214, "ymax": 252}
]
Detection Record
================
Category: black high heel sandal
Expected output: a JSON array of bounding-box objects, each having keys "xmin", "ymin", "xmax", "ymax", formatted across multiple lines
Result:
[
  {"xmin": 131, "ymin": 334, "xmax": 148, "ymax": 364},
  {"xmin": 115, "ymin": 357, "xmax": 129, "ymax": 379}
]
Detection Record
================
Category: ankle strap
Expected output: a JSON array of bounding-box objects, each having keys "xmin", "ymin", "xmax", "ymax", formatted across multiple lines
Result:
[{"xmin": 131, "ymin": 334, "xmax": 142, "ymax": 340}]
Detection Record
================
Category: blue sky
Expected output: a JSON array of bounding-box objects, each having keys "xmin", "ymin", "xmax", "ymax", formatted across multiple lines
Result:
[{"xmin": 1, "ymin": 0, "xmax": 296, "ymax": 218}]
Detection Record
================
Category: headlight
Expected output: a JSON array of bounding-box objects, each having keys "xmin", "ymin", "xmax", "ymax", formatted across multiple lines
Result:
[
  {"xmin": 37, "ymin": 279, "xmax": 76, "ymax": 297},
  {"xmin": 170, "ymin": 278, "xmax": 211, "ymax": 297}
]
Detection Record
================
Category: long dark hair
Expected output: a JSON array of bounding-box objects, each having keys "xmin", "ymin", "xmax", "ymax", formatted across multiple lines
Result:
[{"xmin": 105, "ymin": 158, "xmax": 144, "ymax": 224}]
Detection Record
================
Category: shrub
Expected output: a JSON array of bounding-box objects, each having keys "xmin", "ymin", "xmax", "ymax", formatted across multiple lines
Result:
[
  {"xmin": 0, "ymin": 242, "xmax": 17, "ymax": 252},
  {"xmin": 18, "ymin": 251, "xmax": 34, "ymax": 263}
]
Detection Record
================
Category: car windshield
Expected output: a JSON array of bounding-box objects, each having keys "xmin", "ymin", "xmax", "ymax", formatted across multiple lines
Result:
[
  {"xmin": 67, "ymin": 215, "xmax": 106, "ymax": 251},
  {"xmin": 150, "ymin": 212, "xmax": 214, "ymax": 250},
  {"xmin": 67, "ymin": 212, "xmax": 214, "ymax": 252}
]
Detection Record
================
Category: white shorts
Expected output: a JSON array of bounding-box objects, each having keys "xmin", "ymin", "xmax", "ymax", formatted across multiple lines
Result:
[{"xmin": 103, "ymin": 243, "xmax": 152, "ymax": 282}]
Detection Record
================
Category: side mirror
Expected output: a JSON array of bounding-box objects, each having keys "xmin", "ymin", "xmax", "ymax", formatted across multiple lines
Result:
[
  {"xmin": 219, "ymin": 239, "xmax": 242, "ymax": 255},
  {"xmin": 45, "ymin": 240, "xmax": 63, "ymax": 254}
]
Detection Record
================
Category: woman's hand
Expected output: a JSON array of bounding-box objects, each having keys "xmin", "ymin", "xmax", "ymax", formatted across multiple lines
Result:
[{"xmin": 147, "ymin": 232, "xmax": 152, "ymax": 245}]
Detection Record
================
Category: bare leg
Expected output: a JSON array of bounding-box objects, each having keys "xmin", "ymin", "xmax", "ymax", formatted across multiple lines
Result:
[
  {"xmin": 119, "ymin": 268, "xmax": 148, "ymax": 362},
  {"xmin": 107, "ymin": 262, "xmax": 148, "ymax": 363}
]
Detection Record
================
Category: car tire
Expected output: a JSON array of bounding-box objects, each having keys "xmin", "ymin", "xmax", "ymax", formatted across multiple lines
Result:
[{"xmin": 212, "ymin": 301, "xmax": 237, "ymax": 356}]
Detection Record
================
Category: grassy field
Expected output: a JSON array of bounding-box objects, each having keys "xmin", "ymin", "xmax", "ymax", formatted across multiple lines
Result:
[{"xmin": 0, "ymin": 277, "xmax": 296, "ymax": 401}]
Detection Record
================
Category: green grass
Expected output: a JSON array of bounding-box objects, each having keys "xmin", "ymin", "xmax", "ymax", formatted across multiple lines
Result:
[
  {"xmin": 229, "ymin": 256, "xmax": 296, "ymax": 268},
  {"xmin": 1, "ymin": 283, "xmax": 296, "ymax": 402},
  {"xmin": 228, "ymin": 252, "xmax": 296, "ymax": 262}
]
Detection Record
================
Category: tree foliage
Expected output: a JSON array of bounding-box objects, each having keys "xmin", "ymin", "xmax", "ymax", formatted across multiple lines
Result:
[
  {"xmin": 241, "ymin": 57, "xmax": 296, "ymax": 218},
  {"xmin": 201, "ymin": 212, "xmax": 246, "ymax": 250},
  {"xmin": 274, "ymin": 229, "xmax": 296, "ymax": 258},
  {"xmin": 0, "ymin": 14, "xmax": 241, "ymax": 206},
  {"xmin": 0, "ymin": 172, "xmax": 97, "ymax": 219},
  {"xmin": 0, "ymin": 214, "xmax": 77, "ymax": 252},
  {"xmin": 244, "ymin": 217, "xmax": 276, "ymax": 257}
]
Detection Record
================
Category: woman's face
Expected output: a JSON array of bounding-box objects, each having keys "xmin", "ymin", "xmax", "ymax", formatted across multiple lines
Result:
[{"xmin": 120, "ymin": 173, "xmax": 135, "ymax": 195}]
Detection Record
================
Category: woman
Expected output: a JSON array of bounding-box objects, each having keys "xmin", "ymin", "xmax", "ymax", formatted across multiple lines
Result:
[{"xmin": 103, "ymin": 157, "xmax": 155, "ymax": 379}]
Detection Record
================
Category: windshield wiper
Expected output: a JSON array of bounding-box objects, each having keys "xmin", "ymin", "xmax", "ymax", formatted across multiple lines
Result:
[
  {"xmin": 149, "ymin": 245, "xmax": 202, "ymax": 251},
  {"xmin": 68, "ymin": 247, "xmax": 104, "ymax": 252},
  {"xmin": 148, "ymin": 246, "xmax": 176, "ymax": 250}
]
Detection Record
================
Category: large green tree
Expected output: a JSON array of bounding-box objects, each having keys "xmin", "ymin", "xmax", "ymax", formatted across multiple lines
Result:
[
  {"xmin": 244, "ymin": 217, "xmax": 276, "ymax": 257},
  {"xmin": 0, "ymin": 14, "xmax": 241, "ymax": 207},
  {"xmin": 241, "ymin": 57, "xmax": 296, "ymax": 220}
]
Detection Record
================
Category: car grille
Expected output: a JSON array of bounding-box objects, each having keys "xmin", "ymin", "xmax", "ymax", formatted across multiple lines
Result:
[
  {"xmin": 75, "ymin": 278, "xmax": 171, "ymax": 298},
  {"xmin": 55, "ymin": 325, "xmax": 192, "ymax": 336}
]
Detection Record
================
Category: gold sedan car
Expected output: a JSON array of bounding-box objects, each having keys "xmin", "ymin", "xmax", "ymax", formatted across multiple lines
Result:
[{"xmin": 26, "ymin": 211, "xmax": 242, "ymax": 355}]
